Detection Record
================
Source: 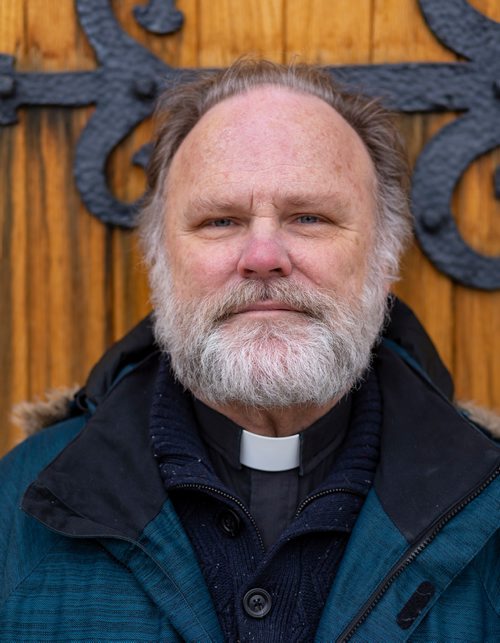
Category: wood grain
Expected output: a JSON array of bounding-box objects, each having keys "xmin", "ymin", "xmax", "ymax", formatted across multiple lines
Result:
[
  {"xmin": 1, "ymin": 0, "xmax": 499, "ymax": 456},
  {"xmin": 285, "ymin": 0, "xmax": 373, "ymax": 64},
  {"xmin": 448, "ymin": 0, "xmax": 500, "ymax": 409},
  {"xmin": 198, "ymin": 0, "xmax": 284, "ymax": 65},
  {"xmin": 372, "ymin": 0, "xmax": 457, "ymax": 374}
]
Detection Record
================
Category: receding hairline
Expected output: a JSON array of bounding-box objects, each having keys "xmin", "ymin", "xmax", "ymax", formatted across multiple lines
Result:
[{"xmin": 165, "ymin": 82, "xmax": 378, "ymax": 190}]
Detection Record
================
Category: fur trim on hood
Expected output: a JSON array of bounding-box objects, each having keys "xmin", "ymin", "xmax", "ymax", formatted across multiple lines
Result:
[
  {"xmin": 11, "ymin": 386, "xmax": 80, "ymax": 437},
  {"xmin": 10, "ymin": 387, "xmax": 500, "ymax": 441},
  {"xmin": 458, "ymin": 401, "xmax": 500, "ymax": 440}
]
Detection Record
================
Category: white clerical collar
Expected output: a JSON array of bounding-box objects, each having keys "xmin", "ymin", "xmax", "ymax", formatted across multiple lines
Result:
[{"xmin": 240, "ymin": 429, "xmax": 300, "ymax": 472}]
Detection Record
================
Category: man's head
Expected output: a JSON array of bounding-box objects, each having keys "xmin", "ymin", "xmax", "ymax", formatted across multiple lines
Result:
[{"xmin": 139, "ymin": 59, "xmax": 412, "ymax": 409}]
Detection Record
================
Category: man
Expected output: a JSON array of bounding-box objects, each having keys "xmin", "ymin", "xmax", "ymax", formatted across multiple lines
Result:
[{"xmin": 1, "ymin": 59, "xmax": 499, "ymax": 641}]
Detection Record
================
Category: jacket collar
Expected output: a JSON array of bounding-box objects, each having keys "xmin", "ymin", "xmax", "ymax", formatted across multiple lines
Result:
[
  {"xmin": 23, "ymin": 351, "xmax": 166, "ymax": 540},
  {"xmin": 375, "ymin": 342, "xmax": 500, "ymax": 542}
]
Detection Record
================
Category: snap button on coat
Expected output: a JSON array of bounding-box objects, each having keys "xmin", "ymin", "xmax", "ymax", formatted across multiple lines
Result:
[{"xmin": 218, "ymin": 509, "xmax": 241, "ymax": 537}]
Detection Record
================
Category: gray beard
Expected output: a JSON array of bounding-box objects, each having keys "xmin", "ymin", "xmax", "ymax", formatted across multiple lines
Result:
[{"xmin": 149, "ymin": 254, "xmax": 388, "ymax": 409}]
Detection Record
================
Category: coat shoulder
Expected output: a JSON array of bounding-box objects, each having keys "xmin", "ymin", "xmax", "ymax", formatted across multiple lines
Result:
[{"xmin": 0, "ymin": 415, "xmax": 87, "ymax": 603}]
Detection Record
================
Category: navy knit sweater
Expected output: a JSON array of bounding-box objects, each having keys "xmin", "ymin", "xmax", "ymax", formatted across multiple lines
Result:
[{"xmin": 150, "ymin": 357, "xmax": 381, "ymax": 642}]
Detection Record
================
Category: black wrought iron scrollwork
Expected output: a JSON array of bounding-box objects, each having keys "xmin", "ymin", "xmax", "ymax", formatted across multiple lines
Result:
[
  {"xmin": 412, "ymin": 0, "xmax": 500, "ymax": 290},
  {"xmin": 327, "ymin": 0, "xmax": 500, "ymax": 290},
  {"xmin": 0, "ymin": 0, "xmax": 194, "ymax": 227},
  {"xmin": 0, "ymin": 0, "xmax": 499, "ymax": 288},
  {"xmin": 133, "ymin": 0, "xmax": 184, "ymax": 34}
]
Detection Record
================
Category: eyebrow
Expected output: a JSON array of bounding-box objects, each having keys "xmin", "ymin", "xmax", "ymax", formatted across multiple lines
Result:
[
  {"xmin": 184, "ymin": 190, "xmax": 352, "ymax": 218},
  {"xmin": 282, "ymin": 192, "xmax": 351, "ymax": 213},
  {"xmin": 185, "ymin": 195, "xmax": 240, "ymax": 215}
]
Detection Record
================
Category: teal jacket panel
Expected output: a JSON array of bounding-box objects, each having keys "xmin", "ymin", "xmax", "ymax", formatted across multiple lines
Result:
[
  {"xmin": 0, "ymin": 416, "xmax": 86, "ymax": 604},
  {"xmin": 316, "ymin": 478, "xmax": 500, "ymax": 642},
  {"xmin": 0, "ymin": 418, "xmax": 223, "ymax": 642}
]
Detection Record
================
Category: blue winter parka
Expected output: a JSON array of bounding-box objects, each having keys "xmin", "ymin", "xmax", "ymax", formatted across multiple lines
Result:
[{"xmin": 1, "ymin": 301, "xmax": 500, "ymax": 642}]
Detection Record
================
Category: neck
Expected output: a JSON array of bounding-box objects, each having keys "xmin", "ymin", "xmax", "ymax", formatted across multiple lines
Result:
[{"xmin": 195, "ymin": 398, "xmax": 339, "ymax": 437}]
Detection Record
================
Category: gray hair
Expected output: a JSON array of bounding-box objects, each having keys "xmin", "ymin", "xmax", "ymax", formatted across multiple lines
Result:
[{"xmin": 139, "ymin": 58, "xmax": 412, "ymax": 281}]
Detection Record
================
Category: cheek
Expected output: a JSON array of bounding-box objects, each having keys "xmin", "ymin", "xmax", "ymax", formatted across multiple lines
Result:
[
  {"xmin": 294, "ymin": 238, "xmax": 372, "ymax": 293},
  {"xmin": 343, "ymin": 238, "xmax": 375, "ymax": 292},
  {"xmin": 341, "ymin": 240, "xmax": 373, "ymax": 285},
  {"xmin": 169, "ymin": 244, "xmax": 240, "ymax": 298}
]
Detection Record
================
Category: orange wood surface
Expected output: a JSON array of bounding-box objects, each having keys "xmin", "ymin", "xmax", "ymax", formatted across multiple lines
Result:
[{"xmin": 0, "ymin": 0, "xmax": 499, "ymax": 455}]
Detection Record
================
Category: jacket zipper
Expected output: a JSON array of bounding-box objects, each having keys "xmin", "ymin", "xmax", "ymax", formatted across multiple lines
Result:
[
  {"xmin": 295, "ymin": 487, "xmax": 361, "ymax": 516},
  {"xmin": 337, "ymin": 463, "xmax": 500, "ymax": 642},
  {"xmin": 171, "ymin": 482, "xmax": 266, "ymax": 552}
]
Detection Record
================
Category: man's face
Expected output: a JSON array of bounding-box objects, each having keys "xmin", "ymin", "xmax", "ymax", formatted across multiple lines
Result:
[
  {"xmin": 164, "ymin": 86, "xmax": 377, "ymax": 309},
  {"xmin": 153, "ymin": 85, "xmax": 386, "ymax": 409}
]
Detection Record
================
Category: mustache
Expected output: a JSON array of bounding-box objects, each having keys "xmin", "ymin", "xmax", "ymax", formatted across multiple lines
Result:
[{"xmin": 195, "ymin": 279, "xmax": 341, "ymax": 324}]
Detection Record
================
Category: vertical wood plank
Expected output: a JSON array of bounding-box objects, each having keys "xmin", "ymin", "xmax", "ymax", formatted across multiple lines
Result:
[
  {"xmin": 371, "ymin": 0, "xmax": 457, "ymax": 374},
  {"xmin": 0, "ymin": 115, "xmax": 28, "ymax": 452},
  {"xmin": 23, "ymin": 0, "xmax": 96, "ymax": 71},
  {"xmin": 451, "ymin": 0, "xmax": 500, "ymax": 409},
  {"xmin": 0, "ymin": 1, "xmax": 109, "ymax": 452},
  {"xmin": 285, "ymin": 0, "xmax": 373, "ymax": 64},
  {"xmin": 393, "ymin": 113, "xmax": 456, "ymax": 372},
  {"xmin": 198, "ymin": 0, "xmax": 284, "ymax": 66}
]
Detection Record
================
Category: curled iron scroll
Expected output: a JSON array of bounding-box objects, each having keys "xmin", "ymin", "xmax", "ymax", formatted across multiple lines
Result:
[
  {"xmin": 409, "ymin": 0, "xmax": 500, "ymax": 289},
  {"xmin": 0, "ymin": 0, "xmax": 499, "ymax": 288}
]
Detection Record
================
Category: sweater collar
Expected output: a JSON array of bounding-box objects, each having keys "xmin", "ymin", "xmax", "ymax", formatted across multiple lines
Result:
[{"xmin": 151, "ymin": 354, "xmax": 379, "ymax": 504}]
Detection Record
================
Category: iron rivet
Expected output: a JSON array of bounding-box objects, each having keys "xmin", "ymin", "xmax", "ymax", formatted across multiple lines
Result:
[
  {"xmin": 133, "ymin": 77, "xmax": 157, "ymax": 99},
  {"xmin": 0, "ymin": 75, "xmax": 15, "ymax": 98}
]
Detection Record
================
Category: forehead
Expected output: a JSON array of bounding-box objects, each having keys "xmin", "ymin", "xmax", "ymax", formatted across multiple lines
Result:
[{"xmin": 166, "ymin": 85, "xmax": 376, "ymax": 202}]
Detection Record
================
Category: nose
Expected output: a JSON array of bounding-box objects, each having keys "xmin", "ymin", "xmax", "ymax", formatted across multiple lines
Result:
[{"xmin": 236, "ymin": 232, "xmax": 293, "ymax": 280}]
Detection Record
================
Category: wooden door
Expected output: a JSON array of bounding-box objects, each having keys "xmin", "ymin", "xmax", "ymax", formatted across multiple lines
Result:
[{"xmin": 1, "ymin": 0, "xmax": 499, "ymax": 455}]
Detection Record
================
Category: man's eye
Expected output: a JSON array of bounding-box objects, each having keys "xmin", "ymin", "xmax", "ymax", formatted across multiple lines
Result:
[
  {"xmin": 296, "ymin": 215, "xmax": 321, "ymax": 224},
  {"xmin": 210, "ymin": 218, "xmax": 233, "ymax": 227}
]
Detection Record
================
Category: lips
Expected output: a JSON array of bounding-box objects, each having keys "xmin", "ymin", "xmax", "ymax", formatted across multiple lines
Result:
[{"xmin": 233, "ymin": 301, "xmax": 303, "ymax": 314}]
